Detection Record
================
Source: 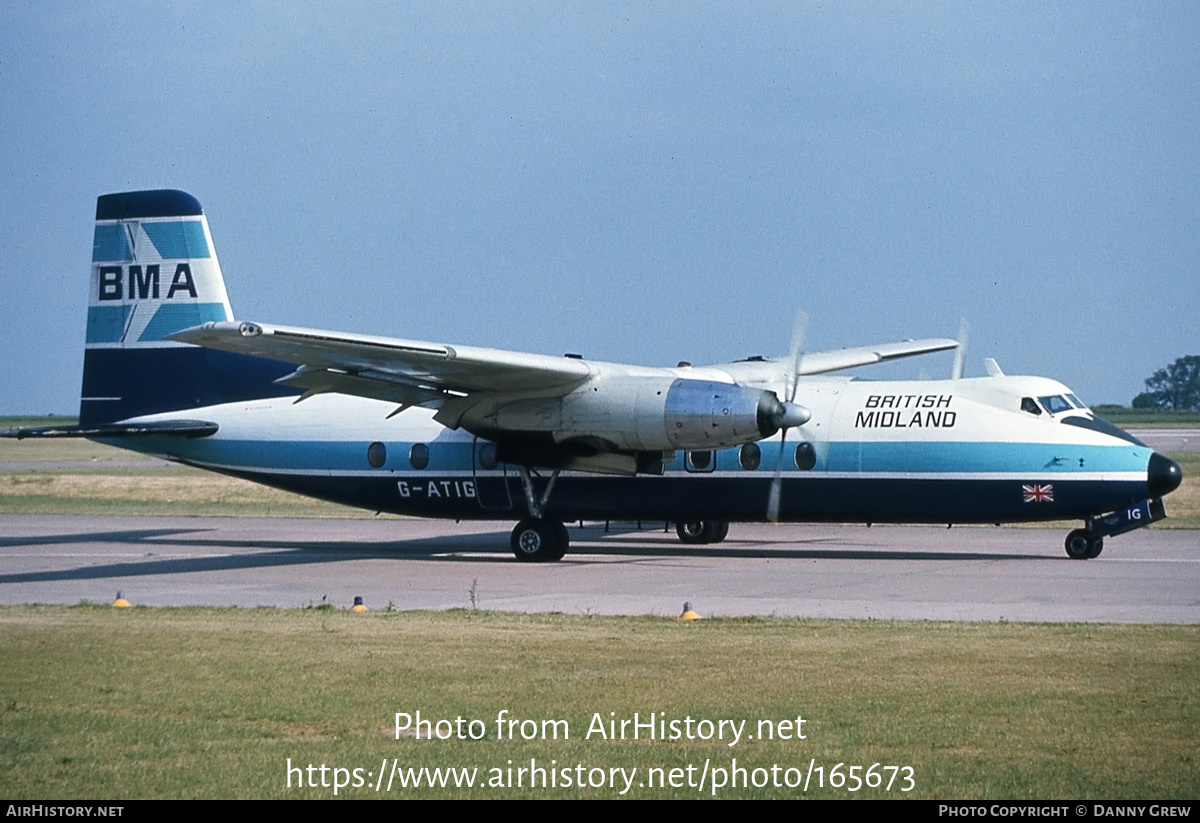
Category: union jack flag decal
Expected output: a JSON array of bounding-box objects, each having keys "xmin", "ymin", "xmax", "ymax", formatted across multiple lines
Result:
[{"xmin": 1022, "ymin": 484, "xmax": 1054, "ymax": 503}]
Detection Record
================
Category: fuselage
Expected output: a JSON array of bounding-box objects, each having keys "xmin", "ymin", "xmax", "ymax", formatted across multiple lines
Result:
[{"xmin": 111, "ymin": 372, "xmax": 1167, "ymax": 526}]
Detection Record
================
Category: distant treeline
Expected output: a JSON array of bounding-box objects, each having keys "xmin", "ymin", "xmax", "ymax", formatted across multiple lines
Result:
[{"xmin": 1092, "ymin": 406, "xmax": 1200, "ymax": 425}]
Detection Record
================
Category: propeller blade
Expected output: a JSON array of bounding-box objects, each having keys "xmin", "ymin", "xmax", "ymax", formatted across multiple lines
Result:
[
  {"xmin": 951, "ymin": 316, "xmax": 969, "ymax": 380},
  {"xmin": 767, "ymin": 432, "xmax": 787, "ymax": 523},
  {"xmin": 786, "ymin": 309, "xmax": 808, "ymax": 402},
  {"xmin": 769, "ymin": 308, "xmax": 808, "ymax": 523}
]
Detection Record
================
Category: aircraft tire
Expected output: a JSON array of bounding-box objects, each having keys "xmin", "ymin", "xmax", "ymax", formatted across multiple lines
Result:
[
  {"xmin": 1085, "ymin": 536, "xmax": 1104, "ymax": 559},
  {"xmin": 511, "ymin": 518, "xmax": 567, "ymax": 562},
  {"xmin": 676, "ymin": 521, "xmax": 727, "ymax": 544},
  {"xmin": 552, "ymin": 520, "xmax": 571, "ymax": 560},
  {"xmin": 1064, "ymin": 529, "xmax": 1093, "ymax": 560},
  {"xmin": 676, "ymin": 521, "xmax": 709, "ymax": 544}
]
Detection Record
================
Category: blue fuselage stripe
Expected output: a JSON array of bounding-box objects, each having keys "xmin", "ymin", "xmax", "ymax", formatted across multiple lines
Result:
[
  {"xmin": 149, "ymin": 437, "xmax": 1151, "ymax": 476},
  {"xmin": 114, "ymin": 435, "xmax": 1152, "ymax": 524}
]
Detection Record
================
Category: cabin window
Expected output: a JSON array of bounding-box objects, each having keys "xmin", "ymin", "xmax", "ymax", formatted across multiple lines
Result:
[
  {"xmin": 794, "ymin": 441, "xmax": 816, "ymax": 471},
  {"xmin": 1021, "ymin": 397, "xmax": 1042, "ymax": 416},
  {"xmin": 409, "ymin": 443, "xmax": 429, "ymax": 470},
  {"xmin": 1038, "ymin": 395, "xmax": 1072, "ymax": 415},
  {"xmin": 366, "ymin": 441, "xmax": 387, "ymax": 468},
  {"xmin": 478, "ymin": 443, "xmax": 498, "ymax": 470},
  {"xmin": 739, "ymin": 442, "xmax": 761, "ymax": 470}
]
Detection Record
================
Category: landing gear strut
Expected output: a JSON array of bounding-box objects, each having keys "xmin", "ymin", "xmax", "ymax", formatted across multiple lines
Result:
[
  {"xmin": 509, "ymin": 466, "xmax": 568, "ymax": 562},
  {"xmin": 676, "ymin": 520, "xmax": 730, "ymax": 545},
  {"xmin": 1064, "ymin": 499, "xmax": 1168, "ymax": 559}
]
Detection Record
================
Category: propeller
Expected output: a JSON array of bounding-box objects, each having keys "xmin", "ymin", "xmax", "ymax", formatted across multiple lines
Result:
[
  {"xmin": 950, "ymin": 317, "xmax": 969, "ymax": 380},
  {"xmin": 767, "ymin": 310, "xmax": 810, "ymax": 523}
]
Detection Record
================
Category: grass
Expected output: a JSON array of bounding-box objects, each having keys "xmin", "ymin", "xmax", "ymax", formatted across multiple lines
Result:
[
  {"xmin": 1160, "ymin": 452, "xmax": 1199, "ymax": 528},
  {"xmin": 0, "ymin": 435, "xmax": 385, "ymax": 518},
  {"xmin": 0, "ymin": 415, "xmax": 81, "ymax": 428},
  {"xmin": 0, "ymin": 606, "xmax": 1195, "ymax": 800}
]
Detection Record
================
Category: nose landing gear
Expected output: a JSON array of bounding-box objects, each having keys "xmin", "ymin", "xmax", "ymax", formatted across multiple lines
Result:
[
  {"xmin": 675, "ymin": 520, "xmax": 730, "ymax": 545},
  {"xmin": 1065, "ymin": 529, "xmax": 1103, "ymax": 559},
  {"xmin": 1064, "ymin": 498, "xmax": 1167, "ymax": 559}
]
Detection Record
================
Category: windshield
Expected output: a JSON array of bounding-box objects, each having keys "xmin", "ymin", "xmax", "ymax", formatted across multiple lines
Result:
[{"xmin": 1038, "ymin": 395, "xmax": 1073, "ymax": 415}]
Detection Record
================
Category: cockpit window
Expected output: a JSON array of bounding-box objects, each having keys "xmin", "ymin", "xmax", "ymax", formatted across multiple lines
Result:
[
  {"xmin": 1021, "ymin": 397, "xmax": 1042, "ymax": 416},
  {"xmin": 1066, "ymin": 393, "xmax": 1087, "ymax": 410},
  {"xmin": 1038, "ymin": 395, "xmax": 1072, "ymax": 415}
]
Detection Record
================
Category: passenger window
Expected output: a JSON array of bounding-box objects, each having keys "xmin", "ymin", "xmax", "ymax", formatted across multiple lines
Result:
[
  {"xmin": 1020, "ymin": 398, "xmax": 1042, "ymax": 416},
  {"xmin": 739, "ymin": 443, "xmax": 761, "ymax": 470},
  {"xmin": 478, "ymin": 443, "xmax": 498, "ymax": 470},
  {"xmin": 367, "ymin": 441, "xmax": 387, "ymax": 468},
  {"xmin": 409, "ymin": 443, "xmax": 430, "ymax": 470},
  {"xmin": 794, "ymin": 442, "xmax": 816, "ymax": 471}
]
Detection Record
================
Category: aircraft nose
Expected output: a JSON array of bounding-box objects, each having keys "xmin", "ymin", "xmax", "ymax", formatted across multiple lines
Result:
[{"xmin": 1147, "ymin": 452, "xmax": 1183, "ymax": 498}]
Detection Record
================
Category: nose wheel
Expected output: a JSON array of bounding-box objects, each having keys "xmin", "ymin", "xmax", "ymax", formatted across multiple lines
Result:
[
  {"xmin": 676, "ymin": 520, "xmax": 730, "ymax": 544},
  {"xmin": 1065, "ymin": 528, "xmax": 1103, "ymax": 559}
]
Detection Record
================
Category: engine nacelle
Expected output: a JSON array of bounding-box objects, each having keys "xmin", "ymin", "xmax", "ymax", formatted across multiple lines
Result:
[
  {"xmin": 661, "ymin": 379, "xmax": 790, "ymax": 450},
  {"xmin": 460, "ymin": 376, "xmax": 804, "ymax": 453}
]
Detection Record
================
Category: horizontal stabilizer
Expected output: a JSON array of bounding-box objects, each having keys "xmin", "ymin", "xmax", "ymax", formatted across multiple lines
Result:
[{"xmin": 1, "ymin": 419, "xmax": 218, "ymax": 439}]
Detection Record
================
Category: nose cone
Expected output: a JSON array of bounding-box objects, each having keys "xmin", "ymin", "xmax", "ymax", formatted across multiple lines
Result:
[{"xmin": 1148, "ymin": 452, "xmax": 1183, "ymax": 498}]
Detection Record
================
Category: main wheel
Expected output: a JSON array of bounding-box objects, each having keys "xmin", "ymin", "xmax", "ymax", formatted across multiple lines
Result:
[
  {"xmin": 708, "ymin": 521, "xmax": 730, "ymax": 544},
  {"xmin": 1065, "ymin": 529, "xmax": 1093, "ymax": 560},
  {"xmin": 676, "ymin": 521, "xmax": 710, "ymax": 544},
  {"xmin": 511, "ymin": 518, "xmax": 568, "ymax": 562},
  {"xmin": 1085, "ymin": 536, "xmax": 1104, "ymax": 559}
]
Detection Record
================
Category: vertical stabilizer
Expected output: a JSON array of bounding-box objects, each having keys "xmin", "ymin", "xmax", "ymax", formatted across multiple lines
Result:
[{"xmin": 80, "ymin": 190, "xmax": 292, "ymax": 424}]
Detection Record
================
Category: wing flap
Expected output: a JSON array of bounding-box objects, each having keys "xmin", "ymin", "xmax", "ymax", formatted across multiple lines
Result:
[{"xmin": 278, "ymin": 366, "xmax": 444, "ymax": 408}]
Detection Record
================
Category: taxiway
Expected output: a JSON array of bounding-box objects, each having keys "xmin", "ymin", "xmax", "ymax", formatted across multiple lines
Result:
[{"xmin": 1, "ymin": 515, "xmax": 1196, "ymax": 622}]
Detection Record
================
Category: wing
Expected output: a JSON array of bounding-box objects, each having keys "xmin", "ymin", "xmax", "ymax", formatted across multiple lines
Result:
[
  {"xmin": 171, "ymin": 321, "xmax": 592, "ymax": 407},
  {"xmin": 798, "ymin": 338, "xmax": 960, "ymax": 374},
  {"xmin": 717, "ymin": 338, "xmax": 960, "ymax": 383},
  {"xmin": 172, "ymin": 321, "xmax": 958, "ymax": 407}
]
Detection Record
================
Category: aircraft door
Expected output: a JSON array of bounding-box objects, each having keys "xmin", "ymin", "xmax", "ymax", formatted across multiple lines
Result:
[{"xmin": 473, "ymin": 438, "xmax": 514, "ymax": 510}]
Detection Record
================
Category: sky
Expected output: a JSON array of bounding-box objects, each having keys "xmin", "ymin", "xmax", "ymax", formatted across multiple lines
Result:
[{"xmin": 1, "ymin": 2, "xmax": 1196, "ymax": 414}]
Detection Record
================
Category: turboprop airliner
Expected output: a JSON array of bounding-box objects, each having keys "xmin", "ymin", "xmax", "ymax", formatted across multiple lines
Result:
[{"xmin": 3, "ymin": 190, "xmax": 1183, "ymax": 562}]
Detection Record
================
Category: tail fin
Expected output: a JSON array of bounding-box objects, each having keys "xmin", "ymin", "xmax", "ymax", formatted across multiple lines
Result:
[{"xmin": 81, "ymin": 190, "xmax": 292, "ymax": 425}]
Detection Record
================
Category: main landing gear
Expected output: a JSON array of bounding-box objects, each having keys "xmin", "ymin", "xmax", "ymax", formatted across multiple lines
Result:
[
  {"xmin": 675, "ymin": 520, "xmax": 730, "ymax": 545},
  {"xmin": 510, "ymin": 517, "xmax": 569, "ymax": 562},
  {"xmin": 509, "ymin": 466, "xmax": 569, "ymax": 562}
]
